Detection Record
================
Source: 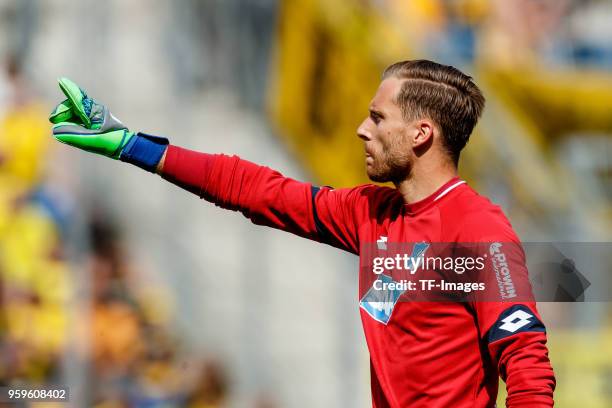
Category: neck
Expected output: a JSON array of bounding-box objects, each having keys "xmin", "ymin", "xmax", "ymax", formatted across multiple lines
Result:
[{"xmin": 394, "ymin": 159, "xmax": 458, "ymax": 204}]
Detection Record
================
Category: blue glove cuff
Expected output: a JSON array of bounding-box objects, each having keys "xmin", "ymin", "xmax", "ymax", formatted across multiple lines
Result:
[{"xmin": 119, "ymin": 132, "xmax": 169, "ymax": 172}]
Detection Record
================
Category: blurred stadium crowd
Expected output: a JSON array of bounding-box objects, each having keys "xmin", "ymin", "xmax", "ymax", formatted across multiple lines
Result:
[
  {"xmin": 391, "ymin": 0, "xmax": 612, "ymax": 68},
  {"xmin": 0, "ymin": 0, "xmax": 610, "ymax": 407}
]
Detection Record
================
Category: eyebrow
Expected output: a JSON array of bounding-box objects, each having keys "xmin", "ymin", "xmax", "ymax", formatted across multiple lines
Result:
[{"xmin": 369, "ymin": 107, "xmax": 385, "ymax": 117}]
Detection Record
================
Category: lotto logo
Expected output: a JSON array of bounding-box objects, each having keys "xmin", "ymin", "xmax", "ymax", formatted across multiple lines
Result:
[
  {"xmin": 487, "ymin": 306, "xmax": 545, "ymax": 343},
  {"xmin": 499, "ymin": 310, "xmax": 533, "ymax": 333}
]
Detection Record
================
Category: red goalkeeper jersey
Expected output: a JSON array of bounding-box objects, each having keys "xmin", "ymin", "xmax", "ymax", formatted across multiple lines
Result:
[{"xmin": 161, "ymin": 146, "xmax": 555, "ymax": 408}]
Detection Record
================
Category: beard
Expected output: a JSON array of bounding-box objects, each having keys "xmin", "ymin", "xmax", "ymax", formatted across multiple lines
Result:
[{"xmin": 366, "ymin": 148, "xmax": 411, "ymax": 184}]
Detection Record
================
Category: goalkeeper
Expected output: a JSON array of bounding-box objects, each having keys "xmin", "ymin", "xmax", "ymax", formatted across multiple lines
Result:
[{"xmin": 50, "ymin": 60, "xmax": 555, "ymax": 407}]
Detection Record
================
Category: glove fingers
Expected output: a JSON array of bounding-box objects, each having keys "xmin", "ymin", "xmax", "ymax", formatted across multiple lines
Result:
[
  {"xmin": 58, "ymin": 77, "xmax": 92, "ymax": 128},
  {"xmin": 49, "ymin": 99, "xmax": 76, "ymax": 124},
  {"xmin": 53, "ymin": 122, "xmax": 128, "ymax": 157}
]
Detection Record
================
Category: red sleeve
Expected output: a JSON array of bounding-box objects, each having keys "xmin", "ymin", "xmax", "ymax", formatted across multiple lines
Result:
[
  {"xmin": 459, "ymin": 211, "xmax": 556, "ymax": 407},
  {"xmin": 160, "ymin": 145, "xmax": 363, "ymax": 254}
]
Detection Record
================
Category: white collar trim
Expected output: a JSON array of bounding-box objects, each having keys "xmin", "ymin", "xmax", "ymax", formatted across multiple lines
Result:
[{"xmin": 434, "ymin": 180, "xmax": 466, "ymax": 202}]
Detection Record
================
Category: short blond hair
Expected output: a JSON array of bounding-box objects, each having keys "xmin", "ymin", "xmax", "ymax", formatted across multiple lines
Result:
[{"xmin": 383, "ymin": 60, "xmax": 485, "ymax": 164}]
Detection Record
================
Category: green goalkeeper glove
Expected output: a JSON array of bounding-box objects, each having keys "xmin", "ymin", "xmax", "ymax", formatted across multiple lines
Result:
[{"xmin": 49, "ymin": 77, "xmax": 168, "ymax": 172}]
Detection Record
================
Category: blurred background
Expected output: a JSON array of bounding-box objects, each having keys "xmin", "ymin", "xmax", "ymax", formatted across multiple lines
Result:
[{"xmin": 0, "ymin": 0, "xmax": 610, "ymax": 407}]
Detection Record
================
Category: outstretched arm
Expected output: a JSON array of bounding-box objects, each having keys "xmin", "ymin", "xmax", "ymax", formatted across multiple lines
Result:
[{"xmin": 157, "ymin": 144, "xmax": 364, "ymax": 253}]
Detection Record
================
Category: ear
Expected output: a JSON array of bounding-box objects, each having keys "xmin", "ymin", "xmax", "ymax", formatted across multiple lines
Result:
[{"xmin": 412, "ymin": 119, "xmax": 434, "ymax": 148}]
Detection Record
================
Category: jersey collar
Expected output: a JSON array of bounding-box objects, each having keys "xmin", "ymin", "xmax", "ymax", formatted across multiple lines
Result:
[{"xmin": 404, "ymin": 177, "xmax": 466, "ymax": 214}]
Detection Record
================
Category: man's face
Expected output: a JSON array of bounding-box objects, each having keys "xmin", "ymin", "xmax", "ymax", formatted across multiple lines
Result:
[{"xmin": 357, "ymin": 77, "xmax": 415, "ymax": 183}]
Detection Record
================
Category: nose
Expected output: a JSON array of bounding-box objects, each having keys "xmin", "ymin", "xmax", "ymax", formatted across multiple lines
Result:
[{"xmin": 357, "ymin": 118, "xmax": 371, "ymax": 141}]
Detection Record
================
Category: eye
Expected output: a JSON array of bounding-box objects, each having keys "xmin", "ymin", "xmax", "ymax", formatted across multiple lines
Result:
[{"xmin": 370, "ymin": 110, "xmax": 383, "ymax": 124}]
